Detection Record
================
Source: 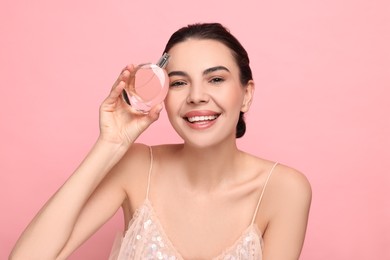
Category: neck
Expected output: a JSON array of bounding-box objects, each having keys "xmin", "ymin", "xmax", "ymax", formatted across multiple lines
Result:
[{"xmin": 177, "ymin": 141, "xmax": 243, "ymax": 191}]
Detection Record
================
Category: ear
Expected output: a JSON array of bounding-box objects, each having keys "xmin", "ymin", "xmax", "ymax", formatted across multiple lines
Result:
[{"xmin": 241, "ymin": 80, "xmax": 255, "ymax": 112}]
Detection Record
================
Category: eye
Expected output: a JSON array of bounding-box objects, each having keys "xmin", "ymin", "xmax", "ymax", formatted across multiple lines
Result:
[
  {"xmin": 169, "ymin": 80, "xmax": 187, "ymax": 88},
  {"xmin": 209, "ymin": 77, "xmax": 225, "ymax": 84}
]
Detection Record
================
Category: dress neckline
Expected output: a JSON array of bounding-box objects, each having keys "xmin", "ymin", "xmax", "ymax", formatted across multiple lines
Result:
[{"xmin": 124, "ymin": 198, "xmax": 263, "ymax": 259}]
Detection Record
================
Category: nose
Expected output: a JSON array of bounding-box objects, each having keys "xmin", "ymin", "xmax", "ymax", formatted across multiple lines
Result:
[{"xmin": 186, "ymin": 82, "xmax": 209, "ymax": 104}]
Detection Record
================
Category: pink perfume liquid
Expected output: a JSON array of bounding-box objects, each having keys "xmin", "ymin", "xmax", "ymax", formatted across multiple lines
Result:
[{"xmin": 122, "ymin": 53, "xmax": 170, "ymax": 113}]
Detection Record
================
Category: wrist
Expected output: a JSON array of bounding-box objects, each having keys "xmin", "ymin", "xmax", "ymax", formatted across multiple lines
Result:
[
  {"xmin": 92, "ymin": 136, "xmax": 130, "ymax": 162},
  {"xmin": 96, "ymin": 134, "xmax": 131, "ymax": 149}
]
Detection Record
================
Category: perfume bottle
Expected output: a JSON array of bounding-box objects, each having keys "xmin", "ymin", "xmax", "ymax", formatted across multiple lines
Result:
[{"xmin": 122, "ymin": 53, "xmax": 170, "ymax": 113}]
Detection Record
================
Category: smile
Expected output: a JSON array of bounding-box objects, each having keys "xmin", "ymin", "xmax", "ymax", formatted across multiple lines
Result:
[{"xmin": 186, "ymin": 115, "xmax": 219, "ymax": 123}]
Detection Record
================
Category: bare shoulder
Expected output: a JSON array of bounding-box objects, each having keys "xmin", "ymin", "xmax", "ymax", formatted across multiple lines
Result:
[
  {"xmin": 116, "ymin": 143, "xmax": 180, "ymax": 183},
  {"xmin": 273, "ymin": 163, "xmax": 312, "ymax": 197},
  {"xmin": 254, "ymin": 162, "xmax": 312, "ymax": 258},
  {"xmin": 264, "ymin": 162, "xmax": 312, "ymax": 218},
  {"xmin": 247, "ymin": 155, "xmax": 311, "ymax": 193},
  {"xmin": 117, "ymin": 143, "xmax": 152, "ymax": 173},
  {"xmin": 111, "ymin": 143, "xmax": 153, "ymax": 200},
  {"xmin": 242, "ymin": 154, "xmax": 312, "ymax": 207},
  {"xmin": 116, "ymin": 143, "xmax": 179, "ymax": 200}
]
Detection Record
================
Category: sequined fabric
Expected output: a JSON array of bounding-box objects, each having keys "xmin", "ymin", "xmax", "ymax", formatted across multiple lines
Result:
[{"xmin": 109, "ymin": 199, "xmax": 262, "ymax": 260}]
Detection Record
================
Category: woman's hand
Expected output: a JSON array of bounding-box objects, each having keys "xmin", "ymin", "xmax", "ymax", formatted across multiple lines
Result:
[{"xmin": 98, "ymin": 65, "xmax": 163, "ymax": 146}]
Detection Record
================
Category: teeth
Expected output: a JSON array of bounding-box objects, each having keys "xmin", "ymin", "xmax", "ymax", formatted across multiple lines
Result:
[{"xmin": 187, "ymin": 115, "xmax": 218, "ymax": 123}]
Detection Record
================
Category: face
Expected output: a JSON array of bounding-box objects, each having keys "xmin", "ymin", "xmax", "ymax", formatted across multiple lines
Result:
[{"xmin": 164, "ymin": 39, "xmax": 254, "ymax": 147}]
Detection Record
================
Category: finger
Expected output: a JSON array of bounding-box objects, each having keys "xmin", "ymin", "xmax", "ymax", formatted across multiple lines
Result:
[
  {"xmin": 104, "ymin": 80, "xmax": 126, "ymax": 106},
  {"xmin": 147, "ymin": 103, "xmax": 164, "ymax": 121},
  {"xmin": 111, "ymin": 64, "xmax": 136, "ymax": 91},
  {"xmin": 123, "ymin": 64, "xmax": 137, "ymax": 92},
  {"xmin": 107, "ymin": 64, "xmax": 136, "ymax": 105},
  {"xmin": 110, "ymin": 66, "xmax": 128, "ymax": 90}
]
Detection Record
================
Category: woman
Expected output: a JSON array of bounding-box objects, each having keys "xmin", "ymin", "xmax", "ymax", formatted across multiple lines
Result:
[{"xmin": 10, "ymin": 23, "xmax": 311, "ymax": 260}]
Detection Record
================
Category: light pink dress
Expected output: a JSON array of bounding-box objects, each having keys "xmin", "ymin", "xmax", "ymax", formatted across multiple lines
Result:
[{"xmin": 110, "ymin": 148, "xmax": 277, "ymax": 260}]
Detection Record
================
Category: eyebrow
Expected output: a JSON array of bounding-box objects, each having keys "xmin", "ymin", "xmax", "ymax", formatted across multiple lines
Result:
[
  {"xmin": 203, "ymin": 66, "xmax": 230, "ymax": 75},
  {"xmin": 168, "ymin": 71, "xmax": 188, "ymax": 77},
  {"xmin": 168, "ymin": 66, "xmax": 230, "ymax": 78}
]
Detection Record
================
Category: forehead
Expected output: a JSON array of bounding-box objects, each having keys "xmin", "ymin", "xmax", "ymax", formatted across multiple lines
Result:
[{"xmin": 166, "ymin": 39, "xmax": 237, "ymax": 72}]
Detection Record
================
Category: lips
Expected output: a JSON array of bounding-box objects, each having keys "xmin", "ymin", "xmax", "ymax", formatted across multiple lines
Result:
[{"xmin": 183, "ymin": 111, "xmax": 221, "ymax": 129}]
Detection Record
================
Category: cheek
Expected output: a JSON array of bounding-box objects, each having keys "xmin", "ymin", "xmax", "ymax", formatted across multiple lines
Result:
[
  {"xmin": 164, "ymin": 91, "xmax": 183, "ymax": 117},
  {"xmin": 216, "ymin": 87, "xmax": 245, "ymax": 110},
  {"xmin": 164, "ymin": 93, "xmax": 174, "ymax": 116}
]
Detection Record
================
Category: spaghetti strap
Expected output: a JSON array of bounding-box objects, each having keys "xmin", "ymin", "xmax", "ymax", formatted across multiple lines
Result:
[
  {"xmin": 145, "ymin": 146, "xmax": 153, "ymax": 199},
  {"xmin": 251, "ymin": 162, "xmax": 278, "ymax": 225}
]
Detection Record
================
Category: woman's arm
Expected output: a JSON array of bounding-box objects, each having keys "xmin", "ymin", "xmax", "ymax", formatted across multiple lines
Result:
[
  {"xmin": 55, "ymin": 142, "xmax": 152, "ymax": 259},
  {"xmin": 261, "ymin": 166, "xmax": 312, "ymax": 260},
  {"xmin": 9, "ymin": 66, "xmax": 163, "ymax": 260},
  {"xmin": 10, "ymin": 140, "xmax": 128, "ymax": 260}
]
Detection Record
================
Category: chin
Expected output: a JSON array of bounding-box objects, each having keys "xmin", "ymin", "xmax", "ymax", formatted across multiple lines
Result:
[{"xmin": 181, "ymin": 133, "xmax": 236, "ymax": 150}]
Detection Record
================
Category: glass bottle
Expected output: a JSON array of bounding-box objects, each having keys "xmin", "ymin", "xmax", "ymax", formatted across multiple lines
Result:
[{"xmin": 122, "ymin": 53, "xmax": 170, "ymax": 113}]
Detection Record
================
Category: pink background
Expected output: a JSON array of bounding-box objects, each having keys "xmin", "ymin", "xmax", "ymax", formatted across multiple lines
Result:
[{"xmin": 1, "ymin": 0, "xmax": 389, "ymax": 259}]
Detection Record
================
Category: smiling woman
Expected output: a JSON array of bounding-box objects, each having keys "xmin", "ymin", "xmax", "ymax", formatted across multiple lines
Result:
[
  {"xmin": 10, "ymin": 23, "xmax": 311, "ymax": 260},
  {"xmin": 165, "ymin": 44, "xmax": 253, "ymax": 147}
]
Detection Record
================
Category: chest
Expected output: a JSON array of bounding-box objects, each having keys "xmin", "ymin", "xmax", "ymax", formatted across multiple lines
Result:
[{"xmin": 114, "ymin": 201, "xmax": 263, "ymax": 260}]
